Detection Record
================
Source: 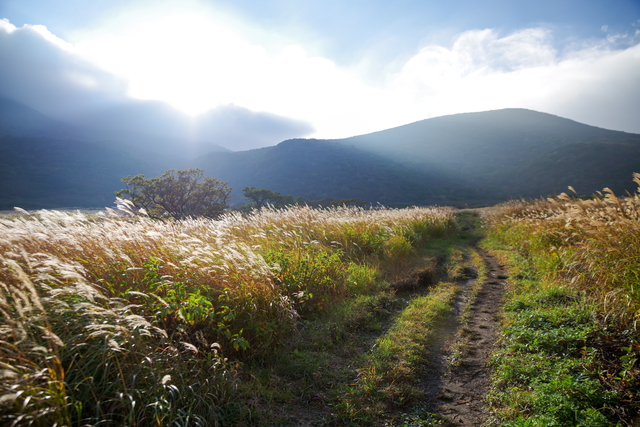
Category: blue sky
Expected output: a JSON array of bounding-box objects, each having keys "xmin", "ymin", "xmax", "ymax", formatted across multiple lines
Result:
[{"xmin": 1, "ymin": 0, "xmax": 639, "ymax": 145}]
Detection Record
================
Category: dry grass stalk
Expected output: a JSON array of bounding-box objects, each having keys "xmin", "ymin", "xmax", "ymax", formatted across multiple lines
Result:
[
  {"xmin": 486, "ymin": 178, "xmax": 640, "ymax": 325},
  {"xmin": 0, "ymin": 204, "xmax": 455, "ymax": 425}
]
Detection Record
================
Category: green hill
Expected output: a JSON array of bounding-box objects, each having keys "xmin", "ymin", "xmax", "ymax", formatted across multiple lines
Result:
[
  {"xmin": 504, "ymin": 141, "xmax": 640, "ymax": 198},
  {"xmin": 327, "ymin": 108, "xmax": 640, "ymax": 197}
]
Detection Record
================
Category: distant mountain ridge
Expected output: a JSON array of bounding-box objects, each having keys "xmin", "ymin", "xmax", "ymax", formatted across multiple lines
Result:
[
  {"xmin": 0, "ymin": 136, "xmax": 149, "ymax": 209},
  {"xmin": 0, "ymin": 97, "xmax": 81, "ymax": 139},
  {"xmin": 329, "ymin": 108, "xmax": 638, "ymax": 172},
  {"xmin": 323, "ymin": 108, "xmax": 640, "ymax": 198},
  {"xmin": 1, "ymin": 100, "xmax": 639, "ymax": 210}
]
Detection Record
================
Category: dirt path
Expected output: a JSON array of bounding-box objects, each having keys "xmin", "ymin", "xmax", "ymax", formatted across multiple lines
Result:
[{"xmin": 423, "ymin": 248, "xmax": 506, "ymax": 426}]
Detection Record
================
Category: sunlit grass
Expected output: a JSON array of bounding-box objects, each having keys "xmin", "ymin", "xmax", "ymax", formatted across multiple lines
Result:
[
  {"xmin": 484, "ymin": 178, "xmax": 640, "ymax": 425},
  {"xmin": 486, "ymin": 182, "xmax": 640, "ymax": 323},
  {"xmin": 0, "ymin": 204, "xmax": 456, "ymax": 425}
]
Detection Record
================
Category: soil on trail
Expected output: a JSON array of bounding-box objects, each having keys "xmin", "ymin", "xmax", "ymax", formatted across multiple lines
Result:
[{"xmin": 423, "ymin": 248, "xmax": 506, "ymax": 426}]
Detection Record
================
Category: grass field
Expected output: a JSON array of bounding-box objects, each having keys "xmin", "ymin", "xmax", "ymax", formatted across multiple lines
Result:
[
  {"xmin": 0, "ymin": 205, "xmax": 458, "ymax": 426},
  {"xmin": 3, "ymin": 186, "xmax": 639, "ymax": 426}
]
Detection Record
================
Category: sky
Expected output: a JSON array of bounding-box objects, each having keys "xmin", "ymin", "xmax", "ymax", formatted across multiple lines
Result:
[{"xmin": 1, "ymin": 0, "xmax": 639, "ymax": 147}]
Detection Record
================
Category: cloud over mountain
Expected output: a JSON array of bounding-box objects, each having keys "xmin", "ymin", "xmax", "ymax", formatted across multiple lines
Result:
[
  {"xmin": 388, "ymin": 27, "xmax": 640, "ymax": 134},
  {"xmin": 193, "ymin": 105, "xmax": 315, "ymax": 151},
  {"xmin": 0, "ymin": 19, "xmax": 127, "ymax": 119},
  {"xmin": 70, "ymin": 100, "xmax": 315, "ymax": 152},
  {"xmin": 0, "ymin": 19, "xmax": 315, "ymax": 151},
  {"xmin": 1, "ymin": 13, "xmax": 639, "ymax": 143}
]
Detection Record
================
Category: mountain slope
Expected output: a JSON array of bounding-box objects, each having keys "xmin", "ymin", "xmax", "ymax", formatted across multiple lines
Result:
[
  {"xmin": 332, "ymin": 109, "xmax": 640, "ymax": 172},
  {"xmin": 0, "ymin": 97, "xmax": 80, "ymax": 139},
  {"xmin": 196, "ymin": 139, "xmax": 489, "ymax": 206},
  {"xmin": 506, "ymin": 141, "xmax": 640, "ymax": 197},
  {"xmin": 327, "ymin": 108, "xmax": 640, "ymax": 196},
  {"xmin": 68, "ymin": 100, "xmax": 311, "ymax": 154},
  {"xmin": 0, "ymin": 136, "xmax": 160, "ymax": 209},
  {"xmin": 3, "ymin": 104, "xmax": 639, "ymax": 210},
  {"xmin": 0, "ymin": 97, "xmax": 231, "ymax": 160}
]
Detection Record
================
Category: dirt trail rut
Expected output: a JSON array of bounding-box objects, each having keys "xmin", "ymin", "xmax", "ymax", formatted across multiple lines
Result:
[{"xmin": 424, "ymin": 248, "xmax": 506, "ymax": 426}]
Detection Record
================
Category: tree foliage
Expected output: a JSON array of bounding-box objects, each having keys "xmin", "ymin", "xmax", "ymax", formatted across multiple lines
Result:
[
  {"xmin": 116, "ymin": 169, "xmax": 232, "ymax": 219},
  {"xmin": 241, "ymin": 187, "xmax": 302, "ymax": 209}
]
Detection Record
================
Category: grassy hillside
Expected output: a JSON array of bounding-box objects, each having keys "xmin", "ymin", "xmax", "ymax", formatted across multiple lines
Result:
[{"xmin": 483, "ymin": 185, "xmax": 640, "ymax": 425}]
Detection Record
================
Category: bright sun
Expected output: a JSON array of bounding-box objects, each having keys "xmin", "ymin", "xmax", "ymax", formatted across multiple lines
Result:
[{"xmin": 76, "ymin": 11, "xmax": 263, "ymax": 116}]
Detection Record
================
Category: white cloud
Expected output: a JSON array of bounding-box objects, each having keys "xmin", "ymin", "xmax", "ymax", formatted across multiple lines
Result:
[
  {"xmin": 70, "ymin": 10, "xmax": 398, "ymax": 137},
  {"xmin": 74, "ymin": 11, "xmax": 271, "ymax": 115},
  {"xmin": 0, "ymin": 18, "xmax": 314, "ymax": 150},
  {"xmin": 62, "ymin": 5, "xmax": 640, "ymax": 137},
  {"xmin": 260, "ymin": 26, "xmax": 640, "ymax": 138},
  {"xmin": 0, "ymin": 18, "xmax": 128, "ymax": 119},
  {"xmin": 2, "ymin": 11, "xmax": 639, "ymax": 145},
  {"xmin": 384, "ymin": 28, "xmax": 640, "ymax": 134}
]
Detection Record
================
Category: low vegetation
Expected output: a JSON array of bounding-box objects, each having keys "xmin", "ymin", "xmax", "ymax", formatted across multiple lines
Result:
[
  {"xmin": 337, "ymin": 281, "xmax": 459, "ymax": 423},
  {"xmin": 240, "ymin": 187, "xmax": 303, "ymax": 210},
  {"xmin": 484, "ymin": 180, "xmax": 640, "ymax": 426},
  {"xmin": 0, "ymin": 204, "xmax": 458, "ymax": 426},
  {"xmin": 4, "ymin": 174, "xmax": 640, "ymax": 426}
]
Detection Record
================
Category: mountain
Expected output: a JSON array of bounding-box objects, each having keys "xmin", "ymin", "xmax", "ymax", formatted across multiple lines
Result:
[
  {"xmin": 508, "ymin": 141, "xmax": 640, "ymax": 197},
  {"xmin": 2, "ymin": 102, "xmax": 639, "ymax": 210},
  {"xmin": 66, "ymin": 100, "xmax": 313, "ymax": 154},
  {"xmin": 195, "ymin": 139, "xmax": 488, "ymax": 207},
  {"xmin": 0, "ymin": 97, "xmax": 80, "ymax": 139},
  {"xmin": 0, "ymin": 98, "xmax": 206, "ymax": 209},
  {"xmin": 326, "ymin": 109, "xmax": 640, "ymax": 197},
  {"xmin": 66, "ymin": 100, "xmax": 231, "ymax": 158},
  {"xmin": 0, "ymin": 136, "xmax": 157, "ymax": 209}
]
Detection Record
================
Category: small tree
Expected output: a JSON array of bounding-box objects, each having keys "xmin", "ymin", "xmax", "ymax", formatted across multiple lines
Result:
[
  {"xmin": 241, "ymin": 187, "xmax": 302, "ymax": 210},
  {"xmin": 116, "ymin": 169, "xmax": 232, "ymax": 219}
]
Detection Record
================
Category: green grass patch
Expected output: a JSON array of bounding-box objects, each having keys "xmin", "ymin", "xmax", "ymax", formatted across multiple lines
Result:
[
  {"xmin": 483, "ymin": 234, "xmax": 635, "ymax": 426},
  {"xmin": 334, "ymin": 281, "xmax": 459, "ymax": 425}
]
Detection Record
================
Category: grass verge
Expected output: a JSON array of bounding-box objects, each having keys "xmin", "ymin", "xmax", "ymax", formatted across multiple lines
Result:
[
  {"xmin": 338, "ymin": 281, "xmax": 459, "ymax": 424},
  {"xmin": 483, "ymin": 202, "xmax": 640, "ymax": 426},
  {"xmin": 233, "ymin": 221, "xmax": 481, "ymax": 426}
]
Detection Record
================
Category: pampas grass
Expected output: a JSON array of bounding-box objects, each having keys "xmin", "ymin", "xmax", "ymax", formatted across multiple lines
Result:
[
  {"xmin": 0, "ymin": 204, "xmax": 455, "ymax": 425},
  {"xmin": 485, "ymin": 176, "xmax": 640, "ymax": 326}
]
